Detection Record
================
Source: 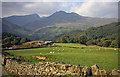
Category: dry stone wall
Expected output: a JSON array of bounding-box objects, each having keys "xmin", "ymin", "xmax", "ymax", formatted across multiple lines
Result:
[{"xmin": 2, "ymin": 56, "xmax": 120, "ymax": 76}]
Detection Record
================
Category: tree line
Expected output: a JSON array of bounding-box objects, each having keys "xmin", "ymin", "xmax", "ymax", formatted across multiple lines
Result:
[{"xmin": 2, "ymin": 32, "xmax": 31, "ymax": 48}]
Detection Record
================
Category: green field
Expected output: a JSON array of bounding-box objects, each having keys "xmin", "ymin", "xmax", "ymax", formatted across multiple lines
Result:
[{"xmin": 4, "ymin": 43, "xmax": 119, "ymax": 70}]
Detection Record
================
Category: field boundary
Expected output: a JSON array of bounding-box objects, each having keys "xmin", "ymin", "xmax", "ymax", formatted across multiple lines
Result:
[{"xmin": 2, "ymin": 55, "xmax": 120, "ymax": 76}]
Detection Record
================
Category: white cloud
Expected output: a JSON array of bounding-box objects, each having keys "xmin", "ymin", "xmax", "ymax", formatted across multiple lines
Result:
[
  {"xmin": 87, "ymin": 0, "xmax": 119, "ymax": 2},
  {"xmin": 2, "ymin": 0, "xmax": 119, "ymax": 2},
  {"xmin": 2, "ymin": 2, "xmax": 65, "ymax": 17},
  {"xmin": 23, "ymin": 2, "xmax": 67, "ymax": 16},
  {"xmin": 70, "ymin": 2, "xmax": 118, "ymax": 18},
  {"xmin": 24, "ymin": 3, "xmax": 34, "ymax": 8},
  {"xmin": 2, "ymin": 2, "xmax": 79, "ymax": 17},
  {"xmin": 2, "ymin": 0, "xmax": 84, "ymax": 2},
  {"xmin": 2, "ymin": 1, "xmax": 118, "ymax": 18}
]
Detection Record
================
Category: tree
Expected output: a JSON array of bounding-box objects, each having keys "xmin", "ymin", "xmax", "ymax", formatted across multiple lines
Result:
[
  {"xmin": 3, "ymin": 37, "xmax": 12, "ymax": 43},
  {"xmin": 74, "ymin": 35, "xmax": 87, "ymax": 44},
  {"xmin": 97, "ymin": 42, "xmax": 102, "ymax": 47},
  {"xmin": 56, "ymin": 38, "xmax": 64, "ymax": 43},
  {"xmin": 11, "ymin": 39, "xmax": 18, "ymax": 45},
  {"xmin": 102, "ymin": 40, "xmax": 111, "ymax": 47},
  {"xmin": 110, "ymin": 40, "xmax": 118, "ymax": 48},
  {"xmin": 94, "ymin": 39, "xmax": 101, "ymax": 45},
  {"xmin": 20, "ymin": 38, "xmax": 27, "ymax": 44},
  {"xmin": 56, "ymin": 35, "xmax": 71, "ymax": 43},
  {"xmin": 2, "ymin": 32, "xmax": 31, "ymax": 48},
  {"xmin": 2, "ymin": 42, "xmax": 12, "ymax": 48},
  {"xmin": 86, "ymin": 40, "xmax": 94, "ymax": 45}
]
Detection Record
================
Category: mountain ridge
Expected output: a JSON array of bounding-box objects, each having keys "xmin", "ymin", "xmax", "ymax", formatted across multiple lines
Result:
[
  {"xmin": 23, "ymin": 11, "xmax": 117, "ymax": 31},
  {"xmin": 3, "ymin": 13, "xmax": 40, "ymax": 27},
  {"xmin": 2, "ymin": 11, "xmax": 118, "ymax": 40}
]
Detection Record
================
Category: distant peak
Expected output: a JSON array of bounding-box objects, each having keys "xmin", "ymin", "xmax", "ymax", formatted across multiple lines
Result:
[
  {"xmin": 69, "ymin": 12, "xmax": 81, "ymax": 16},
  {"xmin": 28, "ymin": 13, "xmax": 40, "ymax": 18},
  {"xmin": 53, "ymin": 11, "xmax": 67, "ymax": 14},
  {"xmin": 56, "ymin": 11, "xmax": 66, "ymax": 13},
  {"xmin": 53, "ymin": 11, "xmax": 80, "ymax": 16},
  {"xmin": 70, "ymin": 12, "xmax": 77, "ymax": 14}
]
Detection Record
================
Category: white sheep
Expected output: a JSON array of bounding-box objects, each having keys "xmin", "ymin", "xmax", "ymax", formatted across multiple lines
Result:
[{"xmin": 50, "ymin": 52, "xmax": 55, "ymax": 53}]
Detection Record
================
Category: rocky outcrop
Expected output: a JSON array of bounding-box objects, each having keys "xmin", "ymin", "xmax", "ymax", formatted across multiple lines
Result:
[{"xmin": 2, "ymin": 56, "xmax": 120, "ymax": 76}]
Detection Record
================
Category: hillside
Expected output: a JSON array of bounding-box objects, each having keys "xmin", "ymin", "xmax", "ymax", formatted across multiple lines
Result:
[
  {"xmin": 58, "ymin": 22, "xmax": 119, "ymax": 40},
  {"xmin": 2, "ymin": 19, "xmax": 31, "ymax": 36},
  {"xmin": 82, "ymin": 22, "xmax": 119, "ymax": 40},
  {"xmin": 3, "ymin": 14, "xmax": 40, "ymax": 27},
  {"xmin": 56, "ymin": 22, "xmax": 120, "ymax": 48}
]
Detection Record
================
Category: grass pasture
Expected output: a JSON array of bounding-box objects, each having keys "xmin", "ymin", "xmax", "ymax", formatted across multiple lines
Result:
[{"xmin": 4, "ymin": 43, "xmax": 119, "ymax": 70}]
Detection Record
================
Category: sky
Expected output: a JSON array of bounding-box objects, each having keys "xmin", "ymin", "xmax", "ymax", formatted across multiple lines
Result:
[{"xmin": 1, "ymin": 0, "xmax": 119, "ymax": 18}]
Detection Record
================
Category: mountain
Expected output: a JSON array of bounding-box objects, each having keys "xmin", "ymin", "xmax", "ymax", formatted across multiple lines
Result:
[
  {"xmin": 24, "ymin": 11, "xmax": 86, "ymax": 31},
  {"xmin": 2, "ymin": 19, "xmax": 31, "ymax": 36},
  {"xmin": 47, "ymin": 11, "xmax": 86, "ymax": 22},
  {"xmin": 29, "ymin": 11, "xmax": 117, "ymax": 40},
  {"xmin": 3, "ymin": 11, "xmax": 118, "ymax": 41},
  {"xmin": 3, "ymin": 14, "xmax": 40, "ymax": 26},
  {"xmin": 24, "ymin": 11, "xmax": 117, "ymax": 31}
]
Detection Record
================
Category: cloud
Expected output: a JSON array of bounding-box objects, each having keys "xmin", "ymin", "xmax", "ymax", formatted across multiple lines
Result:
[
  {"xmin": 2, "ymin": 2, "xmax": 118, "ymax": 18},
  {"xmin": 2, "ymin": 0, "xmax": 119, "ymax": 2},
  {"xmin": 70, "ymin": 2, "xmax": 118, "ymax": 18},
  {"xmin": 2, "ymin": 2, "xmax": 77, "ymax": 17},
  {"xmin": 2, "ymin": 2, "xmax": 67, "ymax": 17},
  {"xmin": 2, "ymin": 0, "xmax": 87, "ymax": 2}
]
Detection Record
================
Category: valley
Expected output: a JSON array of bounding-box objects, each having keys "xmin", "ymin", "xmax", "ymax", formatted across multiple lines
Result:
[{"xmin": 1, "ymin": 11, "xmax": 120, "ymax": 76}]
